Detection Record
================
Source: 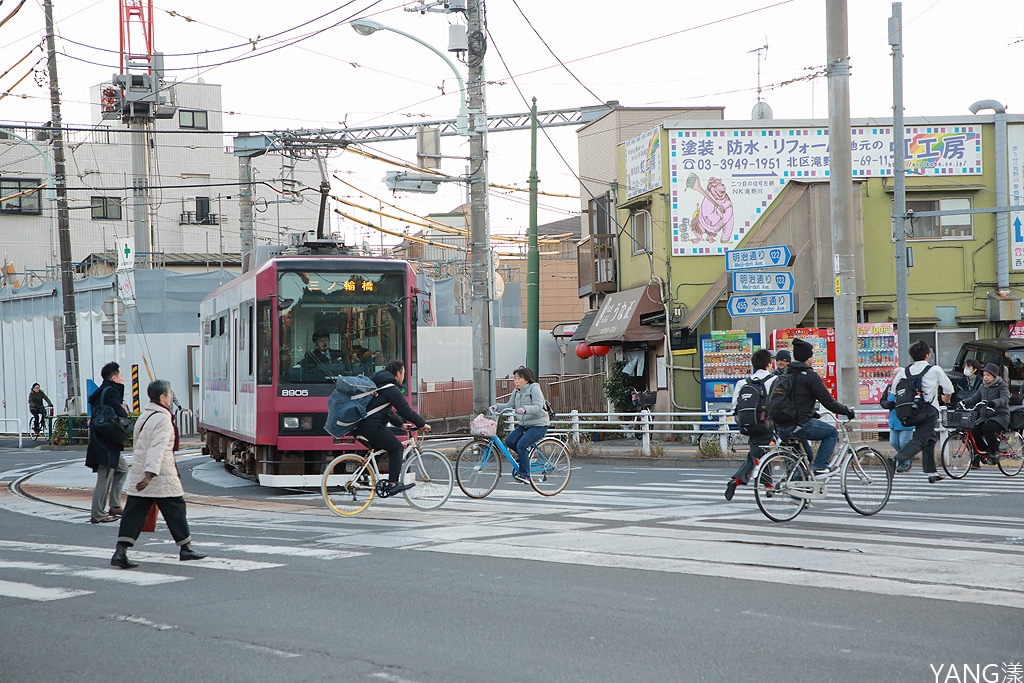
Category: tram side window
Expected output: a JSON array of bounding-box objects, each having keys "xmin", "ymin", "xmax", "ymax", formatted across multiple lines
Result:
[{"xmin": 256, "ymin": 299, "xmax": 272, "ymax": 385}]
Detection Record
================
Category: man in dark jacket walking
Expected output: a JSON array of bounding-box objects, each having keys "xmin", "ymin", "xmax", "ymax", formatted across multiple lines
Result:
[
  {"xmin": 352, "ymin": 360, "xmax": 431, "ymax": 496},
  {"xmin": 85, "ymin": 362, "xmax": 130, "ymax": 523},
  {"xmin": 774, "ymin": 338, "xmax": 857, "ymax": 478}
]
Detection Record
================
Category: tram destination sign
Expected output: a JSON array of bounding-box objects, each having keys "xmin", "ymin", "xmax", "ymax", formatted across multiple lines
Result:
[
  {"xmin": 731, "ymin": 271, "xmax": 795, "ymax": 294},
  {"xmin": 726, "ymin": 292, "xmax": 798, "ymax": 317},
  {"xmin": 725, "ymin": 245, "xmax": 793, "ymax": 271}
]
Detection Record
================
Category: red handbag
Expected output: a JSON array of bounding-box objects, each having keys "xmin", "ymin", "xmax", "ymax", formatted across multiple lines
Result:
[{"xmin": 142, "ymin": 502, "xmax": 159, "ymax": 532}]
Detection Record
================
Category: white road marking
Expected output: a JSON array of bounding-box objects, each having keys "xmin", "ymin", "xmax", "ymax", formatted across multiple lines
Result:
[
  {"xmin": 112, "ymin": 614, "xmax": 177, "ymax": 630},
  {"xmin": 0, "ymin": 559, "xmax": 188, "ymax": 586},
  {"xmin": 0, "ymin": 540, "xmax": 283, "ymax": 572},
  {"xmin": 0, "ymin": 579, "xmax": 91, "ymax": 601}
]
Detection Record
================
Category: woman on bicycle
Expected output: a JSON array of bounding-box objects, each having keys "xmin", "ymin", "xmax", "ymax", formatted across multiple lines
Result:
[
  {"xmin": 964, "ymin": 363, "xmax": 1010, "ymax": 468},
  {"xmin": 28, "ymin": 383, "xmax": 53, "ymax": 434},
  {"xmin": 492, "ymin": 366, "xmax": 549, "ymax": 484}
]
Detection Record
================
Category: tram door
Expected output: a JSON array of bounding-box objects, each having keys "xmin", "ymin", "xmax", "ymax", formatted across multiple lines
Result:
[{"xmin": 231, "ymin": 308, "xmax": 239, "ymax": 432}]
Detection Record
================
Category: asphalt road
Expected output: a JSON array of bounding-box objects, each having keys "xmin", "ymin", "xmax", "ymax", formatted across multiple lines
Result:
[{"xmin": 1, "ymin": 444, "xmax": 1022, "ymax": 682}]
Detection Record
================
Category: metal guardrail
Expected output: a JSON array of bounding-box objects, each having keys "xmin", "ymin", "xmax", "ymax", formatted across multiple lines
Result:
[
  {"xmin": 175, "ymin": 408, "xmax": 197, "ymax": 436},
  {"xmin": 0, "ymin": 419, "xmax": 23, "ymax": 447},
  {"xmin": 504, "ymin": 408, "xmax": 898, "ymax": 456}
]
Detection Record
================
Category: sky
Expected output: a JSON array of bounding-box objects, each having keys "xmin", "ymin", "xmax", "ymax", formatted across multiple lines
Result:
[{"xmin": 1, "ymin": 0, "xmax": 1023, "ymax": 250}]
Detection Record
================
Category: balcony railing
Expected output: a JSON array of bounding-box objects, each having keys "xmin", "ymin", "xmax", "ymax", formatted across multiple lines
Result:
[
  {"xmin": 577, "ymin": 233, "xmax": 617, "ymax": 297},
  {"xmin": 179, "ymin": 211, "xmax": 221, "ymax": 225}
]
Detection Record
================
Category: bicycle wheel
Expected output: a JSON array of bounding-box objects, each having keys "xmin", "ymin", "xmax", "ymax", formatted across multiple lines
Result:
[
  {"xmin": 455, "ymin": 439, "xmax": 501, "ymax": 498},
  {"xmin": 754, "ymin": 450, "xmax": 811, "ymax": 522},
  {"xmin": 322, "ymin": 455, "xmax": 376, "ymax": 516},
  {"xmin": 698, "ymin": 430, "xmax": 726, "ymax": 454},
  {"xmin": 997, "ymin": 431, "xmax": 1024, "ymax": 476},
  {"xmin": 842, "ymin": 447, "xmax": 892, "ymax": 516},
  {"xmin": 940, "ymin": 433, "xmax": 972, "ymax": 479},
  {"xmin": 528, "ymin": 438, "xmax": 571, "ymax": 496},
  {"xmin": 728, "ymin": 432, "xmax": 749, "ymax": 453},
  {"xmin": 401, "ymin": 449, "xmax": 454, "ymax": 510}
]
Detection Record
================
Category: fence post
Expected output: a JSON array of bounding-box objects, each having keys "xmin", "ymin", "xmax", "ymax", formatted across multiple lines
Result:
[
  {"xmin": 641, "ymin": 411, "xmax": 650, "ymax": 456},
  {"xmin": 570, "ymin": 409, "xmax": 580, "ymax": 444},
  {"xmin": 718, "ymin": 410, "xmax": 730, "ymax": 454}
]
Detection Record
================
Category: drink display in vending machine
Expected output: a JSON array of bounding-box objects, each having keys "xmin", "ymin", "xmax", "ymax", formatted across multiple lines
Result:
[
  {"xmin": 771, "ymin": 328, "xmax": 838, "ymax": 399},
  {"xmin": 857, "ymin": 322, "xmax": 899, "ymax": 404},
  {"xmin": 698, "ymin": 330, "xmax": 762, "ymax": 419}
]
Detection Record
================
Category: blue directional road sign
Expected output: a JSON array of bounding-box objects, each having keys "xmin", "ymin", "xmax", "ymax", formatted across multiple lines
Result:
[
  {"xmin": 731, "ymin": 271, "xmax": 795, "ymax": 294},
  {"xmin": 725, "ymin": 245, "xmax": 794, "ymax": 271},
  {"xmin": 727, "ymin": 293, "xmax": 797, "ymax": 317}
]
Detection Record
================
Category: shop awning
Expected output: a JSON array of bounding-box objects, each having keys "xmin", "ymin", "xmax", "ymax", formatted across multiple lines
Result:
[
  {"xmin": 569, "ymin": 310, "xmax": 599, "ymax": 343},
  {"xmin": 585, "ymin": 283, "xmax": 664, "ymax": 344}
]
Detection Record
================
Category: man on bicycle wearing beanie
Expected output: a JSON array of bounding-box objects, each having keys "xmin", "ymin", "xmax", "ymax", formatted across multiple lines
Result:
[{"xmin": 774, "ymin": 338, "xmax": 857, "ymax": 479}]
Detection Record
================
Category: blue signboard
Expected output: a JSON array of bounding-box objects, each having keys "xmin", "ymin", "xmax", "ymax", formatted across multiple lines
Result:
[
  {"xmin": 727, "ymin": 293, "xmax": 797, "ymax": 317},
  {"xmin": 725, "ymin": 245, "xmax": 793, "ymax": 271},
  {"xmin": 731, "ymin": 271, "xmax": 795, "ymax": 293}
]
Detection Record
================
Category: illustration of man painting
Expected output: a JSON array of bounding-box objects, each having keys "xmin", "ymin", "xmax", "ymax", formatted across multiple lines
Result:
[{"xmin": 687, "ymin": 174, "xmax": 734, "ymax": 244}]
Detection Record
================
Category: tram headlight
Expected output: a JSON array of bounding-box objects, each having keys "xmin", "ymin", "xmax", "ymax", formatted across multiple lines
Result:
[{"xmin": 281, "ymin": 415, "xmax": 314, "ymax": 430}]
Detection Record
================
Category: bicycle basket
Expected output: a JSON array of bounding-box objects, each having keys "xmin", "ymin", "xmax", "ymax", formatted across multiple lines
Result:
[
  {"xmin": 469, "ymin": 414, "xmax": 498, "ymax": 438},
  {"xmin": 942, "ymin": 409, "xmax": 975, "ymax": 430}
]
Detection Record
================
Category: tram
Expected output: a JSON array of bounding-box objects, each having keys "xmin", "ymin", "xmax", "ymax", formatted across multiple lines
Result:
[{"xmin": 198, "ymin": 240, "xmax": 421, "ymax": 486}]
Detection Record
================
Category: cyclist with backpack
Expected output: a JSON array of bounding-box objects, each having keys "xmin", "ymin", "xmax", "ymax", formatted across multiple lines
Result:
[
  {"xmin": 352, "ymin": 360, "xmax": 431, "ymax": 496},
  {"xmin": 725, "ymin": 348, "xmax": 776, "ymax": 501},
  {"xmin": 769, "ymin": 337, "xmax": 857, "ymax": 479},
  {"xmin": 889, "ymin": 340, "xmax": 954, "ymax": 483}
]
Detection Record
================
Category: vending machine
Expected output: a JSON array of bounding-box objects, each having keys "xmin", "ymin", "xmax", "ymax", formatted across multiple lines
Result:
[
  {"xmin": 698, "ymin": 330, "xmax": 762, "ymax": 416},
  {"xmin": 857, "ymin": 322, "xmax": 899, "ymax": 404},
  {"xmin": 771, "ymin": 327, "xmax": 837, "ymax": 399}
]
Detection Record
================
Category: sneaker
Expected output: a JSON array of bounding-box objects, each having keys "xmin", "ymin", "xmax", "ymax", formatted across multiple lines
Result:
[
  {"xmin": 813, "ymin": 464, "xmax": 839, "ymax": 480},
  {"xmin": 724, "ymin": 478, "xmax": 738, "ymax": 501},
  {"xmin": 386, "ymin": 481, "xmax": 415, "ymax": 495},
  {"xmin": 512, "ymin": 471, "xmax": 531, "ymax": 484},
  {"xmin": 895, "ymin": 462, "xmax": 911, "ymax": 473}
]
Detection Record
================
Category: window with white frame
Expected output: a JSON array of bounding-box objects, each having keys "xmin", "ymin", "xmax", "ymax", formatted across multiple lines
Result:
[
  {"xmin": 631, "ymin": 209, "xmax": 651, "ymax": 254},
  {"xmin": 909, "ymin": 328, "xmax": 978, "ymax": 370},
  {"xmin": 900, "ymin": 197, "xmax": 973, "ymax": 239}
]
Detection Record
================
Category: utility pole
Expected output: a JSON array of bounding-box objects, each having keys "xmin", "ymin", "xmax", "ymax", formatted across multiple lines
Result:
[
  {"xmin": 826, "ymin": 0, "xmax": 859, "ymax": 410},
  {"xmin": 467, "ymin": 0, "xmax": 494, "ymax": 410},
  {"xmin": 43, "ymin": 0, "xmax": 82, "ymax": 413},
  {"xmin": 526, "ymin": 98, "xmax": 539, "ymax": 375},
  {"xmin": 130, "ymin": 122, "xmax": 150, "ymax": 267},
  {"xmin": 889, "ymin": 3, "xmax": 910, "ymax": 364}
]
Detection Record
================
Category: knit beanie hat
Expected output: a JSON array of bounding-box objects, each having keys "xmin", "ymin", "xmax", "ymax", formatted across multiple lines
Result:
[{"xmin": 792, "ymin": 337, "xmax": 814, "ymax": 362}]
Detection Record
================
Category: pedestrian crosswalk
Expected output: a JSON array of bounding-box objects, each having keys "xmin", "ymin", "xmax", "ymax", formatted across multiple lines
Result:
[
  {"xmin": 1, "ymin": 464, "xmax": 1021, "ymax": 608},
  {"xmin": 0, "ymin": 539, "xmax": 362, "ymax": 603}
]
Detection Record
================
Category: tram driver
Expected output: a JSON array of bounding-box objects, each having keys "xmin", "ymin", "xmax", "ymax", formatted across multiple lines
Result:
[{"xmin": 302, "ymin": 330, "xmax": 351, "ymax": 379}]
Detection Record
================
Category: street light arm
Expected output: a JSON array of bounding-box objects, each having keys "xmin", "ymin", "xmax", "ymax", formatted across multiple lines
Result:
[
  {"xmin": 350, "ymin": 19, "xmax": 468, "ymax": 134},
  {"xmin": 969, "ymin": 99, "xmax": 1005, "ymax": 115}
]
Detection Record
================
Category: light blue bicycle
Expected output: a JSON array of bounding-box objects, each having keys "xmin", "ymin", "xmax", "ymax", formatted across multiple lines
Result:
[{"xmin": 455, "ymin": 411, "xmax": 571, "ymax": 497}]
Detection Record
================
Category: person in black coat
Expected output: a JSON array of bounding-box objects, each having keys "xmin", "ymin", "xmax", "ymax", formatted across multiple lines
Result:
[
  {"xmin": 964, "ymin": 363, "xmax": 1011, "ymax": 466},
  {"xmin": 352, "ymin": 360, "xmax": 431, "ymax": 495},
  {"xmin": 773, "ymin": 338, "xmax": 857, "ymax": 477},
  {"xmin": 85, "ymin": 362, "xmax": 131, "ymax": 523},
  {"xmin": 956, "ymin": 358, "xmax": 983, "ymax": 405}
]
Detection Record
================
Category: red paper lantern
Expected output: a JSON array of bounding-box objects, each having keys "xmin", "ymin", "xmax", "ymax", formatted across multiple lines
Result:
[
  {"xmin": 575, "ymin": 342, "xmax": 593, "ymax": 359},
  {"xmin": 590, "ymin": 345, "xmax": 611, "ymax": 356}
]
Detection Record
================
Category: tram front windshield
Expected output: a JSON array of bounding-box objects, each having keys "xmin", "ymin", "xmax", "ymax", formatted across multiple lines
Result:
[{"xmin": 278, "ymin": 270, "xmax": 405, "ymax": 384}]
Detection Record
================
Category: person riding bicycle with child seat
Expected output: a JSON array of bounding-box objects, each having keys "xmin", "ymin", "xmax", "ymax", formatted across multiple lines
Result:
[
  {"xmin": 28, "ymin": 383, "xmax": 53, "ymax": 433},
  {"xmin": 962, "ymin": 362, "xmax": 1010, "ymax": 469},
  {"xmin": 772, "ymin": 337, "xmax": 857, "ymax": 479},
  {"xmin": 491, "ymin": 366, "xmax": 549, "ymax": 484},
  {"xmin": 353, "ymin": 360, "xmax": 431, "ymax": 496}
]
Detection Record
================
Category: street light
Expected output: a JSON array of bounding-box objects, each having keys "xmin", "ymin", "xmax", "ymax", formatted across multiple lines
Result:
[
  {"xmin": 349, "ymin": 18, "xmax": 469, "ymax": 135},
  {"xmin": 969, "ymin": 99, "xmax": 1009, "ymax": 295}
]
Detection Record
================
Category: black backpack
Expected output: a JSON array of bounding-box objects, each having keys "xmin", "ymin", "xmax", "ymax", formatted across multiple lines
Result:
[
  {"xmin": 767, "ymin": 369, "xmax": 800, "ymax": 425},
  {"xmin": 735, "ymin": 376, "xmax": 773, "ymax": 437},
  {"xmin": 893, "ymin": 364, "xmax": 933, "ymax": 426}
]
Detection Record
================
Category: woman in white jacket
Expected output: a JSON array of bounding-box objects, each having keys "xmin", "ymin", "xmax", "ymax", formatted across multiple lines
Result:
[{"xmin": 111, "ymin": 380, "xmax": 206, "ymax": 569}]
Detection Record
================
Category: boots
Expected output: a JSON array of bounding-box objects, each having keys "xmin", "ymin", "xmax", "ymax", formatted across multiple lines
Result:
[
  {"xmin": 110, "ymin": 542, "xmax": 138, "ymax": 569},
  {"xmin": 179, "ymin": 543, "xmax": 207, "ymax": 561}
]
